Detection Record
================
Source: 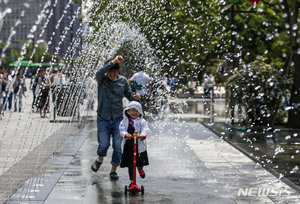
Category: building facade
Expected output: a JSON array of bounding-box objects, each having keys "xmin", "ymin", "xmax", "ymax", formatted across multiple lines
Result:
[{"xmin": 0, "ymin": 0, "xmax": 82, "ymax": 57}]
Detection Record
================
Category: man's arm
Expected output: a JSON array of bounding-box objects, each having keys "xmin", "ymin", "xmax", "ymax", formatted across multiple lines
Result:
[
  {"xmin": 95, "ymin": 55, "xmax": 124, "ymax": 82},
  {"xmin": 124, "ymin": 79, "xmax": 141, "ymax": 101},
  {"xmin": 95, "ymin": 62, "xmax": 114, "ymax": 82}
]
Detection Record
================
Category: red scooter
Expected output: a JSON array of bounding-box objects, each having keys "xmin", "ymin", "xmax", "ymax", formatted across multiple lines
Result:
[{"xmin": 125, "ymin": 131, "xmax": 146, "ymax": 195}]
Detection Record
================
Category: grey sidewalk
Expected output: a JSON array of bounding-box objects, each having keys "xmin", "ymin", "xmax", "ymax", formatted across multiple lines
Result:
[
  {"xmin": 6, "ymin": 118, "xmax": 299, "ymax": 204},
  {"xmin": 0, "ymin": 79, "xmax": 94, "ymax": 203}
]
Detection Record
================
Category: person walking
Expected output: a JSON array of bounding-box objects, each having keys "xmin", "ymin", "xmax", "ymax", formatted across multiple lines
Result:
[
  {"xmin": 51, "ymin": 67, "xmax": 65, "ymax": 110},
  {"xmin": 36, "ymin": 69, "xmax": 51, "ymax": 117},
  {"xmin": 13, "ymin": 72, "xmax": 26, "ymax": 112},
  {"xmin": 30, "ymin": 72, "xmax": 38, "ymax": 111},
  {"xmin": 3, "ymin": 70, "xmax": 13, "ymax": 111},
  {"xmin": 129, "ymin": 65, "xmax": 150, "ymax": 112},
  {"xmin": 0, "ymin": 67, "xmax": 7, "ymax": 119},
  {"xmin": 91, "ymin": 55, "xmax": 140, "ymax": 180}
]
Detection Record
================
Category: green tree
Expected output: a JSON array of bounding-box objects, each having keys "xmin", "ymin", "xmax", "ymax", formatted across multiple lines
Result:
[
  {"xmin": 226, "ymin": 59, "xmax": 292, "ymax": 127},
  {"xmin": 0, "ymin": 43, "xmax": 21, "ymax": 68},
  {"xmin": 88, "ymin": 0, "xmax": 227, "ymax": 80},
  {"xmin": 283, "ymin": 0, "xmax": 300, "ymax": 128},
  {"xmin": 226, "ymin": 0, "xmax": 299, "ymax": 127},
  {"xmin": 88, "ymin": 0, "xmax": 299, "ymax": 127}
]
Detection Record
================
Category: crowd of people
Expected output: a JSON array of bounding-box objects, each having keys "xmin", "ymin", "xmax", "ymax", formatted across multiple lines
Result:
[
  {"xmin": 0, "ymin": 67, "xmax": 27, "ymax": 120},
  {"xmin": 127, "ymin": 67, "xmax": 219, "ymax": 110},
  {"xmin": 0, "ymin": 66, "xmax": 89, "ymax": 120},
  {"xmin": 0, "ymin": 62, "xmax": 222, "ymax": 121}
]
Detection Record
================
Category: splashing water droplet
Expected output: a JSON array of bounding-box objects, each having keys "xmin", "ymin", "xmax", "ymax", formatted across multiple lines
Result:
[
  {"xmin": 274, "ymin": 146, "xmax": 285, "ymax": 156},
  {"xmin": 285, "ymin": 135, "xmax": 291, "ymax": 140},
  {"xmin": 290, "ymin": 166, "xmax": 299, "ymax": 174},
  {"xmin": 285, "ymin": 106, "xmax": 294, "ymax": 111}
]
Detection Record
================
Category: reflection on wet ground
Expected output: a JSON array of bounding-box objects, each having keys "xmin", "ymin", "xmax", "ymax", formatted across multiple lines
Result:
[
  {"xmin": 169, "ymin": 99, "xmax": 227, "ymax": 117},
  {"xmin": 169, "ymin": 99, "xmax": 300, "ymax": 190},
  {"xmin": 206, "ymin": 122, "xmax": 300, "ymax": 190},
  {"xmin": 3, "ymin": 98, "xmax": 300, "ymax": 203},
  {"xmin": 43, "ymin": 120, "xmax": 242, "ymax": 204},
  {"xmin": 4, "ymin": 115, "xmax": 300, "ymax": 203}
]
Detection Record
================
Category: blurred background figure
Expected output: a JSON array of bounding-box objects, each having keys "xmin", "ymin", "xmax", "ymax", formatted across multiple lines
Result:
[
  {"xmin": 0, "ymin": 67, "xmax": 8, "ymax": 119},
  {"xmin": 3, "ymin": 69, "xmax": 13, "ymax": 112},
  {"xmin": 168, "ymin": 73, "xmax": 178, "ymax": 97},
  {"xmin": 203, "ymin": 73, "xmax": 214, "ymax": 99},
  {"xmin": 13, "ymin": 71, "xmax": 26, "ymax": 112},
  {"xmin": 187, "ymin": 76, "xmax": 196, "ymax": 98},
  {"xmin": 130, "ymin": 65, "xmax": 150, "ymax": 112}
]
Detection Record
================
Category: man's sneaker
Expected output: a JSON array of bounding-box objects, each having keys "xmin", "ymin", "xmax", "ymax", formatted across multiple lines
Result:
[
  {"xmin": 110, "ymin": 172, "xmax": 119, "ymax": 180},
  {"xmin": 91, "ymin": 160, "xmax": 102, "ymax": 172},
  {"xmin": 138, "ymin": 169, "xmax": 145, "ymax": 178}
]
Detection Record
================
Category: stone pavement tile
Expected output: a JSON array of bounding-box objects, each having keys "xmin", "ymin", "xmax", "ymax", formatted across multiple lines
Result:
[
  {"xmin": 5, "ymin": 201, "xmax": 44, "ymax": 204},
  {"xmin": 44, "ymin": 200, "xmax": 82, "ymax": 204}
]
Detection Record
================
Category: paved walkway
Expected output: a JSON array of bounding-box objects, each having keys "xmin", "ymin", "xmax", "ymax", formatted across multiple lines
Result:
[
  {"xmin": 5, "ymin": 118, "xmax": 300, "ymax": 204},
  {"xmin": 0, "ymin": 79, "xmax": 94, "ymax": 202}
]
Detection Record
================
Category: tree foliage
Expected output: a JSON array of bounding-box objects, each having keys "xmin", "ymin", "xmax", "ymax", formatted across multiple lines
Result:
[
  {"xmin": 88, "ymin": 0, "xmax": 296, "ymax": 78},
  {"xmin": 87, "ymin": 0, "xmax": 300, "ymax": 127},
  {"xmin": 226, "ymin": 59, "xmax": 292, "ymax": 127},
  {"xmin": 0, "ymin": 42, "xmax": 60, "ymax": 69}
]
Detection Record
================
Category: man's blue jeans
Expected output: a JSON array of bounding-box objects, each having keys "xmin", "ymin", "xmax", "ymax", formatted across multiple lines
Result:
[{"xmin": 97, "ymin": 116, "xmax": 123, "ymax": 166}]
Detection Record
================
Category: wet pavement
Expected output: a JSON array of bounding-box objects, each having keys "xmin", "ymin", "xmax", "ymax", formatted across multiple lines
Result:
[
  {"xmin": 206, "ymin": 122, "xmax": 300, "ymax": 191},
  {"xmin": 1, "ymin": 85, "xmax": 300, "ymax": 203},
  {"xmin": 4, "ymin": 117, "xmax": 300, "ymax": 204}
]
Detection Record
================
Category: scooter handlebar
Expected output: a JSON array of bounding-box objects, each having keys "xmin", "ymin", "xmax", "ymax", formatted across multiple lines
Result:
[
  {"xmin": 125, "ymin": 135, "xmax": 147, "ymax": 139},
  {"xmin": 137, "ymin": 135, "xmax": 147, "ymax": 139}
]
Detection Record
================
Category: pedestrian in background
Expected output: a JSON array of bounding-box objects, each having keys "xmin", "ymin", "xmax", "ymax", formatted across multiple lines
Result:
[
  {"xmin": 129, "ymin": 65, "xmax": 150, "ymax": 112},
  {"xmin": 13, "ymin": 71, "xmax": 26, "ymax": 112},
  {"xmin": 51, "ymin": 67, "xmax": 66, "ymax": 108},
  {"xmin": 91, "ymin": 55, "xmax": 140, "ymax": 180},
  {"xmin": 3, "ymin": 70, "xmax": 13, "ymax": 111},
  {"xmin": 208, "ymin": 73, "xmax": 215, "ymax": 101},
  {"xmin": 0, "ymin": 67, "xmax": 7, "ymax": 119},
  {"xmin": 37, "ymin": 69, "xmax": 51, "ymax": 117},
  {"xmin": 188, "ymin": 76, "xmax": 196, "ymax": 98},
  {"xmin": 168, "ymin": 73, "xmax": 178, "ymax": 97},
  {"xmin": 203, "ymin": 73, "xmax": 213, "ymax": 98},
  {"xmin": 33, "ymin": 70, "xmax": 43, "ymax": 111}
]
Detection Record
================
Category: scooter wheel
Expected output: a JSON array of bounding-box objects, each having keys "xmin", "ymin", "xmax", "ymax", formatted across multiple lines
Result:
[
  {"xmin": 125, "ymin": 185, "xmax": 128, "ymax": 196},
  {"xmin": 141, "ymin": 185, "xmax": 144, "ymax": 195}
]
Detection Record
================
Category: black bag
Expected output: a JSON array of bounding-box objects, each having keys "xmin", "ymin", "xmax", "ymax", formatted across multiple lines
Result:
[
  {"xmin": 1, "ymin": 83, "xmax": 6, "ymax": 92},
  {"xmin": 14, "ymin": 86, "xmax": 19, "ymax": 93},
  {"xmin": 1, "ymin": 75, "xmax": 7, "ymax": 92}
]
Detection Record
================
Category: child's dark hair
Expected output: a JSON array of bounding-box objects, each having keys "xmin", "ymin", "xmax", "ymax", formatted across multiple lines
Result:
[{"xmin": 105, "ymin": 58, "xmax": 120, "ymax": 71}]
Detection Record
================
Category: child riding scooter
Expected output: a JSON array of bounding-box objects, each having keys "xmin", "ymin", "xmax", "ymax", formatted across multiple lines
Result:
[{"xmin": 119, "ymin": 101, "xmax": 149, "ymax": 195}]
